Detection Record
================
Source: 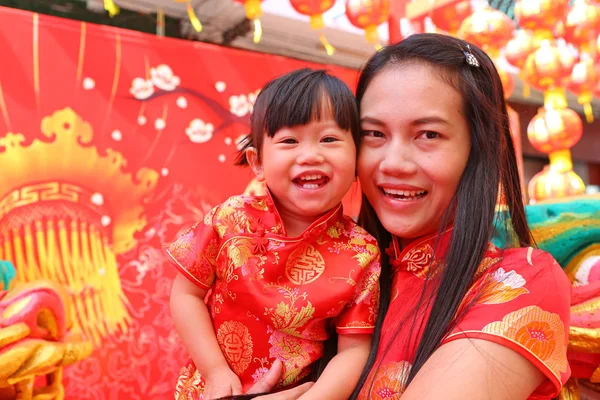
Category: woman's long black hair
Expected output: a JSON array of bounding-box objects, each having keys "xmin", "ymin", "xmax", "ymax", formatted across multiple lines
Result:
[{"xmin": 350, "ymin": 33, "xmax": 533, "ymax": 398}]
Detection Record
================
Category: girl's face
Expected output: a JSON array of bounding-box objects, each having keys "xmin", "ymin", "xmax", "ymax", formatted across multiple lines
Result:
[
  {"xmin": 248, "ymin": 110, "xmax": 357, "ymax": 225},
  {"xmin": 358, "ymin": 63, "xmax": 471, "ymax": 243}
]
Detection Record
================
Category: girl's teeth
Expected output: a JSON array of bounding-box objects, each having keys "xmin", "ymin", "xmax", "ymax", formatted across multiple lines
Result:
[
  {"xmin": 303, "ymin": 183, "xmax": 319, "ymax": 189},
  {"xmin": 302, "ymin": 174, "xmax": 323, "ymax": 181}
]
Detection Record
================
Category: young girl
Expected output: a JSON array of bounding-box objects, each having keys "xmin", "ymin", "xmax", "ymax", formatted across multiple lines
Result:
[{"xmin": 168, "ymin": 68, "xmax": 381, "ymax": 400}]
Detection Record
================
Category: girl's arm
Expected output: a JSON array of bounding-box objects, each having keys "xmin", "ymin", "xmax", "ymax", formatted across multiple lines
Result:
[
  {"xmin": 297, "ymin": 334, "xmax": 372, "ymax": 400},
  {"xmin": 401, "ymin": 338, "xmax": 544, "ymax": 400},
  {"xmin": 171, "ymin": 273, "xmax": 242, "ymax": 399}
]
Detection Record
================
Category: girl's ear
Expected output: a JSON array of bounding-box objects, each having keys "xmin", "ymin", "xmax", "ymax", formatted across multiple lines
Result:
[{"xmin": 246, "ymin": 147, "xmax": 265, "ymax": 181}]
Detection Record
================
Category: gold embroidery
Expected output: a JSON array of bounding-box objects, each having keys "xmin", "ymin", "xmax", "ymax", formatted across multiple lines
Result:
[
  {"xmin": 174, "ymin": 364, "xmax": 204, "ymax": 400},
  {"xmin": 482, "ymin": 305, "xmax": 568, "ymax": 375},
  {"xmin": 216, "ymin": 321, "xmax": 253, "ymax": 375},
  {"xmin": 268, "ymin": 331, "xmax": 317, "ymax": 386},
  {"xmin": 250, "ymin": 197, "xmax": 269, "ymax": 211},
  {"xmin": 285, "ymin": 244, "xmax": 325, "ymax": 285},
  {"xmin": 264, "ymin": 284, "xmax": 315, "ymax": 335},
  {"xmin": 402, "ymin": 243, "xmax": 436, "ymax": 279},
  {"xmin": 326, "ymin": 224, "xmax": 341, "ymax": 238},
  {"xmin": 367, "ymin": 361, "xmax": 411, "ymax": 400}
]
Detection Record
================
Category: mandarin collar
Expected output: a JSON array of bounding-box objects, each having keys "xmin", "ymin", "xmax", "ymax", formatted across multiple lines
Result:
[{"xmin": 262, "ymin": 187, "xmax": 343, "ymax": 239}]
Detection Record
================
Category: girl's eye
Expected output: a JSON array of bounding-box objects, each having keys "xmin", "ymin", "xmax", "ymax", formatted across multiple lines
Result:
[
  {"xmin": 420, "ymin": 131, "xmax": 440, "ymax": 139},
  {"xmin": 322, "ymin": 137, "xmax": 339, "ymax": 143},
  {"xmin": 280, "ymin": 138, "xmax": 297, "ymax": 144},
  {"xmin": 362, "ymin": 130, "xmax": 384, "ymax": 138}
]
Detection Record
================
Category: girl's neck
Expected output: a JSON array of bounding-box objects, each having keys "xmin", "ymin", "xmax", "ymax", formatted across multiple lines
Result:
[{"xmin": 279, "ymin": 209, "xmax": 323, "ymax": 238}]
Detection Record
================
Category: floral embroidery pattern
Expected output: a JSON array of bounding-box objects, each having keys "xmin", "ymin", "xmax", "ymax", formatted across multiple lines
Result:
[
  {"xmin": 361, "ymin": 361, "xmax": 412, "ymax": 400},
  {"xmin": 174, "ymin": 363, "xmax": 204, "ymax": 400},
  {"xmin": 264, "ymin": 284, "xmax": 315, "ymax": 336},
  {"xmin": 477, "ymin": 267, "xmax": 530, "ymax": 305},
  {"xmin": 482, "ymin": 305, "xmax": 568, "ymax": 376},
  {"xmin": 268, "ymin": 330, "xmax": 317, "ymax": 386}
]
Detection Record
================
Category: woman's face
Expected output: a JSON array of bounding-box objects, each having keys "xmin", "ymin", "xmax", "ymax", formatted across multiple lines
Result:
[{"xmin": 358, "ymin": 63, "xmax": 471, "ymax": 243}]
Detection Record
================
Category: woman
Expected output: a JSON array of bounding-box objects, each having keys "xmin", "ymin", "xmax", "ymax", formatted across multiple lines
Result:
[
  {"xmin": 350, "ymin": 33, "xmax": 570, "ymax": 400},
  {"xmin": 223, "ymin": 33, "xmax": 571, "ymax": 400}
]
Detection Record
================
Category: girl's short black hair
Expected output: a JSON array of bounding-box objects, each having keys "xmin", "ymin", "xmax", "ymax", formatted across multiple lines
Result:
[{"xmin": 235, "ymin": 68, "xmax": 360, "ymax": 165}]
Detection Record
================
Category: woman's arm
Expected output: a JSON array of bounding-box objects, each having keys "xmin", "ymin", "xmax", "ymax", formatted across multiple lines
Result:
[
  {"xmin": 171, "ymin": 273, "xmax": 242, "ymax": 398},
  {"xmin": 296, "ymin": 334, "xmax": 372, "ymax": 400},
  {"xmin": 401, "ymin": 338, "xmax": 544, "ymax": 400}
]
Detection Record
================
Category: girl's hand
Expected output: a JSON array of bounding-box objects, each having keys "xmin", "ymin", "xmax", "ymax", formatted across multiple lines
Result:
[
  {"xmin": 245, "ymin": 359, "xmax": 314, "ymax": 400},
  {"xmin": 203, "ymin": 367, "xmax": 243, "ymax": 400}
]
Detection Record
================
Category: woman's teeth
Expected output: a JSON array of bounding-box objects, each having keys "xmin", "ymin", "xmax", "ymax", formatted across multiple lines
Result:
[{"xmin": 382, "ymin": 188, "xmax": 427, "ymax": 200}]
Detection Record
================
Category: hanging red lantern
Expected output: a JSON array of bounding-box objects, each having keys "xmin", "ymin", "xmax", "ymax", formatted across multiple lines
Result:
[
  {"xmin": 430, "ymin": 0, "xmax": 473, "ymax": 35},
  {"xmin": 528, "ymin": 166, "xmax": 586, "ymax": 203},
  {"xmin": 505, "ymin": 30, "xmax": 537, "ymax": 69},
  {"xmin": 526, "ymin": 106, "xmax": 585, "ymax": 202},
  {"xmin": 527, "ymin": 107, "xmax": 583, "ymax": 153},
  {"xmin": 563, "ymin": 0, "xmax": 600, "ymax": 55},
  {"xmin": 514, "ymin": 0, "xmax": 569, "ymax": 39},
  {"xmin": 568, "ymin": 56, "xmax": 599, "ymax": 122},
  {"xmin": 290, "ymin": 0, "xmax": 336, "ymax": 55},
  {"xmin": 290, "ymin": 0, "xmax": 335, "ymax": 28},
  {"xmin": 458, "ymin": 7, "xmax": 515, "ymax": 57},
  {"xmin": 345, "ymin": 0, "xmax": 390, "ymax": 46},
  {"xmin": 522, "ymin": 40, "xmax": 576, "ymax": 94},
  {"xmin": 235, "ymin": 0, "xmax": 265, "ymax": 42}
]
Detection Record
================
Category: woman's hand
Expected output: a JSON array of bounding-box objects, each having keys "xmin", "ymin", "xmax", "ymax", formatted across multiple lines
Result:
[
  {"xmin": 203, "ymin": 367, "xmax": 243, "ymax": 400},
  {"xmin": 245, "ymin": 359, "xmax": 314, "ymax": 400}
]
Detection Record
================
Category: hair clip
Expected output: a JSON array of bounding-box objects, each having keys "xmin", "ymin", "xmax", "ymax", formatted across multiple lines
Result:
[{"xmin": 463, "ymin": 45, "xmax": 480, "ymax": 68}]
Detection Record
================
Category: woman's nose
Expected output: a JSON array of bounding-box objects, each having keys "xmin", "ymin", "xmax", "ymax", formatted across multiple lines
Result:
[{"xmin": 379, "ymin": 142, "xmax": 418, "ymax": 176}]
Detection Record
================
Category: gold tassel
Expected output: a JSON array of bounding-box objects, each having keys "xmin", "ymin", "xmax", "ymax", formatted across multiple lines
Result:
[
  {"xmin": 35, "ymin": 221, "xmax": 49, "ymax": 281},
  {"xmin": 24, "ymin": 224, "xmax": 42, "ymax": 283},
  {"xmin": 157, "ymin": 7, "xmax": 165, "ymax": 37},
  {"xmin": 3, "ymin": 212, "xmax": 130, "ymax": 346},
  {"xmin": 583, "ymin": 103, "xmax": 594, "ymax": 123},
  {"xmin": 187, "ymin": 3, "xmax": 203, "ymax": 33},
  {"xmin": 253, "ymin": 19, "xmax": 262, "ymax": 44},
  {"xmin": 12, "ymin": 228, "xmax": 28, "ymax": 282},
  {"xmin": 104, "ymin": 0, "xmax": 120, "ymax": 18},
  {"xmin": 319, "ymin": 33, "xmax": 335, "ymax": 56}
]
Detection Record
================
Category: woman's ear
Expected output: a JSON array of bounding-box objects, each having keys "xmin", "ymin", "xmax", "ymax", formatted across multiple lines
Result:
[{"xmin": 245, "ymin": 147, "xmax": 265, "ymax": 182}]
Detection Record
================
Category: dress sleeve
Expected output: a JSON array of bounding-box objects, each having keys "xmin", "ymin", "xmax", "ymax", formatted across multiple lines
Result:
[
  {"xmin": 335, "ymin": 250, "xmax": 381, "ymax": 335},
  {"xmin": 442, "ymin": 248, "xmax": 572, "ymax": 397},
  {"xmin": 166, "ymin": 206, "xmax": 220, "ymax": 290}
]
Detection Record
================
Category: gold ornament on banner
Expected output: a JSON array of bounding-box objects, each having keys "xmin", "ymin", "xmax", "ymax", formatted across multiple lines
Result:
[{"xmin": 0, "ymin": 108, "xmax": 158, "ymax": 345}]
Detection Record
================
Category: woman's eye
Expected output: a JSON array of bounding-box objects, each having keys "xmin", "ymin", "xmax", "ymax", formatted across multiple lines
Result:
[
  {"xmin": 362, "ymin": 130, "xmax": 384, "ymax": 138},
  {"xmin": 420, "ymin": 131, "xmax": 440, "ymax": 139}
]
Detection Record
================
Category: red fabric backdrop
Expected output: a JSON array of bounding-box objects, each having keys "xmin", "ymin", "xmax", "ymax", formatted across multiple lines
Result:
[{"xmin": 0, "ymin": 7, "xmax": 360, "ymax": 399}]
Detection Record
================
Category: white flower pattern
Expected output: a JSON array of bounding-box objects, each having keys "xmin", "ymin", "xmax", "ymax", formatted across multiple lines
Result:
[
  {"xmin": 150, "ymin": 64, "xmax": 180, "ymax": 91},
  {"xmin": 186, "ymin": 119, "xmax": 214, "ymax": 143},
  {"xmin": 130, "ymin": 78, "xmax": 154, "ymax": 100}
]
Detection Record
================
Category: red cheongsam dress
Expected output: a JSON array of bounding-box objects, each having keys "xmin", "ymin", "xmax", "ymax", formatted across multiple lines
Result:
[
  {"xmin": 358, "ymin": 228, "xmax": 571, "ymax": 400},
  {"xmin": 167, "ymin": 192, "xmax": 381, "ymax": 399}
]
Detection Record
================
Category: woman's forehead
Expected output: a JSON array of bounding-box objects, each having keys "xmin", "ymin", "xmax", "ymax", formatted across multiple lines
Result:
[{"xmin": 360, "ymin": 65, "xmax": 464, "ymax": 123}]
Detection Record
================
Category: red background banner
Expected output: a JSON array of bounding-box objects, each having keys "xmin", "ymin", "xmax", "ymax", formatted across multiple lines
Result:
[{"xmin": 0, "ymin": 7, "xmax": 360, "ymax": 399}]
